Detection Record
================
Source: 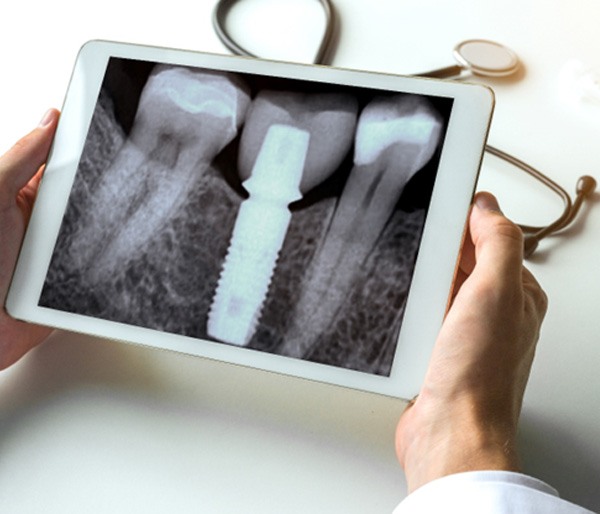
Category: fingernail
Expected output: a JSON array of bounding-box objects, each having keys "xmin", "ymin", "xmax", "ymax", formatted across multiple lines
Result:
[
  {"xmin": 39, "ymin": 109, "xmax": 55, "ymax": 128},
  {"xmin": 474, "ymin": 192, "xmax": 502, "ymax": 213}
]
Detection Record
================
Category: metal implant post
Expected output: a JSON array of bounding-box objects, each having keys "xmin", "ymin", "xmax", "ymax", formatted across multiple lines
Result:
[{"xmin": 207, "ymin": 124, "xmax": 311, "ymax": 346}]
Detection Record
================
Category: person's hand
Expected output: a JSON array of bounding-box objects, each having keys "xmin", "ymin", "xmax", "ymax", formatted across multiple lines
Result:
[
  {"xmin": 0, "ymin": 109, "xmax": 60, "ymax": 370},
  {"xmin": 395, "ymin": 192, "xmax": 548, "ymax": 493}
]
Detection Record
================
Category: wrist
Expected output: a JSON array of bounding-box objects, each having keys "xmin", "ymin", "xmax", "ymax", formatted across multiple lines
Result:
[{"xmin": 396, "ymin": 392, "xmax": 521, "ymax": 493}]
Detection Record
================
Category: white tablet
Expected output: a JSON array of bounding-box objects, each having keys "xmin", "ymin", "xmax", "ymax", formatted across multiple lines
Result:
[{"xmin": 7, "ymin": 40, "xmax": 494, "ymax": 399}]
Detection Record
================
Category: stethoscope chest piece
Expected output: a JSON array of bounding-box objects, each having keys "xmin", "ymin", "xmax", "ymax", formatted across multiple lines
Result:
[
  {"xmin": 418, "ymin": 39, "xmax": 520, "ymax": 79},
  {"xmin": 453, "ymin": 39, "xmax": 520, "ymax": 77}
]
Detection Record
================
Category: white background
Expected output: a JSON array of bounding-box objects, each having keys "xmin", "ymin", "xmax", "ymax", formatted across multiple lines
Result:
[{"xmin": 1, "ymin": 0, "xmax": 599, "ymax": 512}]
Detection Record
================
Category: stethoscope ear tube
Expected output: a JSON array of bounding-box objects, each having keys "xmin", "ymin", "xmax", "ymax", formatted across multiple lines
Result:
[{"xmin": 212, "ymin": 0, "xmax": 254, "ymax": 58}]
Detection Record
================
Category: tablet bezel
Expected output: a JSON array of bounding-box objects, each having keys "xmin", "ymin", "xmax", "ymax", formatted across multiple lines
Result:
[{"xmin": 6, "ymin": 40, "xmax": 494, "ymax": 399}]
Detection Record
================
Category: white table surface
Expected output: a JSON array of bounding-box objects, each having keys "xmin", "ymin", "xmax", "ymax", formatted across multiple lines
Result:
[{"xmin": 1, "ymin": 0, "xmax": 599, "ymax": 512}]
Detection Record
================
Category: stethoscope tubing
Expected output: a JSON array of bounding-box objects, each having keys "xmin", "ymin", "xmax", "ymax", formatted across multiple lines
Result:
[
  {"xmin": 484, "ymin": 145, "xmax": 572, "ymax": 235},
  {"xmin": 212, "ymin": 0, "xmax": 336, "ymax": 65}
]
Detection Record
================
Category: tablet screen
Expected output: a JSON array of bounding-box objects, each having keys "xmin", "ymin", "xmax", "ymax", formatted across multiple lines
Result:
[{"xmin": 38, "ymin": 56, "xmax": 452, "ymax": 378}]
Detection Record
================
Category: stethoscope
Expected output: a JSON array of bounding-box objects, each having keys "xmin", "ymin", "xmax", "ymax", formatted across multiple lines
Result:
[{"xmin": 212, "ymin": 0, "xmax": 596, "ymax": 258}]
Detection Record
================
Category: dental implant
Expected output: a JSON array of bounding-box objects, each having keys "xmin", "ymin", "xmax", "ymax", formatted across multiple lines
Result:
[{"xmin": 207, "ymin": 124, "xmax": 311, "ymax": 346}]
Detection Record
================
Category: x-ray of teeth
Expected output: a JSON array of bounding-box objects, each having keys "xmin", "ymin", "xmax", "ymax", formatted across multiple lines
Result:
[{"xmin": 40, "ymin": 57, "xmax": 452, "ymax": 376}]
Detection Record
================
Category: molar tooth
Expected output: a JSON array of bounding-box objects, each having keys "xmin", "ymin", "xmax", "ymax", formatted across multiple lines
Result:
[
  {"xmin": 130, "ymin": 65, "xmax": 249, "ymax": 163},
  {"xmin": 207, "ymin": 90, "xmax": 358, "ymax": 346},
  {"xmin": 66, "ymin": 66, "xmax": 250, "ymax": 284},
  {"xmin": 281, "ymin": 94, "xmax": 443, "ymax": 359}
]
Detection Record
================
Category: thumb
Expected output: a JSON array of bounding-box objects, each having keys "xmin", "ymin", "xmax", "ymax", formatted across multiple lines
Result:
[
  {"xmin": 469, "ymin": 192, "xmax": 524, "ymax": 284},
  {"xmin": 0, "ymin": 109, "xmax": 59, "ymax": 198}
]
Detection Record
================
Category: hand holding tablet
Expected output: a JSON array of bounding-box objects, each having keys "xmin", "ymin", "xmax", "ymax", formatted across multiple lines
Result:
[
  {"xmin": 6, "ymin": 41, "xmax": 494, "ymax": 398},
  {"xmin": 0, "ymin": 109, "xmax": 59, "ymax": 370}
]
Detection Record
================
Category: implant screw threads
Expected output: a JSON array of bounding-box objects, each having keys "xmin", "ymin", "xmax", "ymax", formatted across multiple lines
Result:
[{"xmin": 207, "ymin": 124, "xmax": 310, "ymax": 346}]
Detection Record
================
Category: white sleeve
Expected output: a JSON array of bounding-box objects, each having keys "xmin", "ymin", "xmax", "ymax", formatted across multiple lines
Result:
[{"xmin": 392, "ymin": 471, "xmax": 596, "ymax": 514}]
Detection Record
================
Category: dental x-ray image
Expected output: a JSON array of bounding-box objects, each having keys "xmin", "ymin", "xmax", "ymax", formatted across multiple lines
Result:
[{"xmin": 39, "ymin": 57, "xmax": 453, "ymax": 376}]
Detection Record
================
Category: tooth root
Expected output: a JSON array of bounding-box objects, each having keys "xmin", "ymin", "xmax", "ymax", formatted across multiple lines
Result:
[
  {"xmin": 67, "ymin": 66, "xmax": 250, "ymax": 284},
  {"xmin": 207, "ymin": 125, "xmax": 310, "ymax": 346},
  {"xmin": 281, "ymin": 95, "xmax": 443, "ymax": 358},
  {"xmin": 65, "ymin": 143, "xmax": 147, "ymax": 274}
]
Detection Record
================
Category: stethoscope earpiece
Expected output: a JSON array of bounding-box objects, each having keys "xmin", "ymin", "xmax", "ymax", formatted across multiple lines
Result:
[
  {"xmin": 577, "ymin": 175, "xmax": 597, "ymax": 197},
  {"xmin": 521, "ymin": 173, "xmax": 596, "ymax": 258}
]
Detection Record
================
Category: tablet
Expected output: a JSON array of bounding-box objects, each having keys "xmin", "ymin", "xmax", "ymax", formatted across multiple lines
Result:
[{"xmin": 7, "ymin": 40, "xmax": 494, "ymax": 399}]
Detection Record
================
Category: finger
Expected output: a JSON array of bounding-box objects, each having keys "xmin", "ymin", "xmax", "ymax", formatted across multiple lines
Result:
[
  {"xmin": 469, "ymin": 192, "xmax": 524, "ymax": 284},
  {"xmin": 449, "ymin": 197, "xmax": 485, "ymax": 300},
  {"xmin": 0, "ymin": 109, "xmax": 59, "ymax": 201},
  {"xmin": 452, "ymin": 206, "xmax": 476, "ymax": 297},
  {"xmin": 522, "ymin": 265, "xmax": 549, "ymax": 316}
]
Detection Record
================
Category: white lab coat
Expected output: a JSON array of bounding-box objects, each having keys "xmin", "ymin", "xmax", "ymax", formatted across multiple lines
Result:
[{"xmin": 393, "ymin": 471, "xmax": 596, "ymax": 513}]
